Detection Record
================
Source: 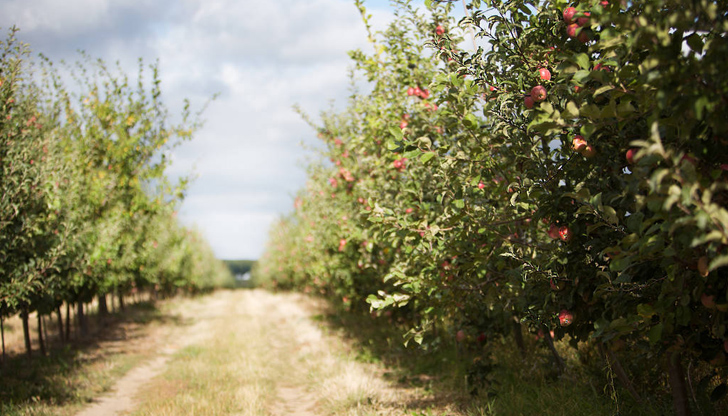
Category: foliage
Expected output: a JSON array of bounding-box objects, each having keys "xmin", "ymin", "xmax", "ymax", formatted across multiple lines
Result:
[
  {"xmin": 0, "ymin": 27, "xmax": 232, "ymax": 347},
  {"xmin": 255, "ymin": 0, "xmax": 728, "ymax": 412}
]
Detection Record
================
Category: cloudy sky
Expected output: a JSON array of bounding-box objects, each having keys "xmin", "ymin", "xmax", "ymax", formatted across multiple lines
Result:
[{"xmin": 0, "ymin": 0, "xmax": 412, "ymax": 259}]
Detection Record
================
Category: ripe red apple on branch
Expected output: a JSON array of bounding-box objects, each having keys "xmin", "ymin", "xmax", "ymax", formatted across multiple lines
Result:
[
  {"xmin": 582, "ymin": 145, "xmax": 596, "ymax": 158},
  {"xmin": 701, "ymin": 293, "xmax": 716, "ymax": 309},
  {"xmin": 563, "ymin": 7, "xmax": 576, "ymax": 24},
  {"xmin": 524, "ymin": 95, "xmax": 534, "ymax": 109},
  {"xmin": 577, "ymin": 12, "xmax": 591, "ymax": 27},
  {"xmin": 558, "ymin": 226, "xmax": 572, "ymax": 242},
  {"xmin": 572, "ymin": 135, "xmax": 587, "ymax": 152},
  {"xmin": 531, "ymin": 85, "xmax": 547, "ymax": 102},
  {"xmin": 547, "ymin": 224, "xmax": 560, "ymax": 239},
  {"xmin": 567, "ymin": 23, "xmax": 579, "ymax": 38},
  {"xmin": 559, "ymin": 310, "xmax": 573, "ymax": 326},
  {"xmin": 538, "ymin": 68, "xmax": 551, "ymax": 81},
  {"xmin": 435, "ymin": 25, "xmax": 445, "ymax": 36},
  {"xmin": 626, "ymin": 148, "xmax": 637, "ymax": 164}
]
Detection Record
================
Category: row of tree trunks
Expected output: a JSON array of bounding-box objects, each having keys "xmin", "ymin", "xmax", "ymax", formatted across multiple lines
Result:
[{"xmin": 6, "ymin": 291, "xmax": 149, "ymax": 361}]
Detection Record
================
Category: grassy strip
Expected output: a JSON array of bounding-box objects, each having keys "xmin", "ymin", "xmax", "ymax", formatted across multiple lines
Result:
[
  {"xmin": 317, "ymin": 302, "xmax": 674, "ymax": 416},
  {"xmin": 130, "ymin": 290, "xmax": 462, "ymax": 415}
]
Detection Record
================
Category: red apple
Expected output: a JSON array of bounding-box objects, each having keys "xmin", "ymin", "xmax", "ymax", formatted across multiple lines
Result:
[
  {"xmin": 558, "ymin": 226, "xmax": 572, "ymax": 242},
  {"xmin": 577, "ymin": 12, "xmax": 591, "ymax": 27},
  {"xmin": 407, "ymin": 87, "xmax": 415, "ymax": 96},
  {"xmin": 477, "ymin": 333, "xmax": 486, "ymax": 344},
  {"xmin": 531, "ymin": 85, "xmax": 547, "ymax": 102},
  {"xmin": 600, "ymin": 0, "xmax": 609, "ymax": 6},
  {"xmin": 701, "ymin": 293, "xmax": 716, "ymax": 309},
  {"xmin": 626, "ymin": 148, "xmax": 637, "ymax": 164},
  {"xmin": 524, "ymin": 95, "xmax": 534, "ymax": 109},
  {"xmin": 548, "ymin": 224, "xmax": 560, "ymax": 239},
  {"xmin": 435, "ymin": 25, "xmax": 445, "ymax": 36},
  {"xmin": 582, "ymin": 145, "xmax": 596, "ymax": 158},
  {"xmin": 567, "ymin": 23, "xmax": 579, "ymax": 38},
  {"xmin": 572, "ymin": 135, "xmax": 587, "ymax": 152},
  {"xmin": 559, "ymin": 309, "xmax": 573, "ymax": 326},
  {"xmin": 456, "ymin": 329, "xmax": 466, "ymax": 342},
  {"xmin": 698, "ymin": 256, "xmax": 709, "ymax": 277},
  {"xmin": 563, "ymin": 7, "xmax": 577, "ymax": 24},
  {"xmin": 399, "ymin": 120, "xmax": 408, "ymax": 129},
  {"xmin": 577, "ymin": 29, "xmax": 589, "ymax": 43},
  {"xmin": 538, "ymin": 67, "xmax": 551, "ymax": 81},
  {"xmin": 478, "ymin": 182, "xmax": 485, "ymax": 189}
]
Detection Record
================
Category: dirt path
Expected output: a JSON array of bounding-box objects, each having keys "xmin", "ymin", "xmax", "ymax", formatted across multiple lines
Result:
[
  {"xmin": 74, "ymin": 295, "xmax": 223, "ymax": 416},
  {"xmin": 73, "ymin": 290, "xmax": 447, "ymax": 416}
]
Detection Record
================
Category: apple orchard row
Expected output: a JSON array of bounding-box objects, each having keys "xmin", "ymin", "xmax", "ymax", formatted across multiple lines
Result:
[
  {"xmin": 0, "ymin": 29, "xmax": 231, "ymax": 358},
  {"xmin": 255, "ymin": 0, "xmax": 728, "ymax": 410}
]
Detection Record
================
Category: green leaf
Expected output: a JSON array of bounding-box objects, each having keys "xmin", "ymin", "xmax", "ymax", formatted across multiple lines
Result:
[
  {"xmin": 572, "ymin": 70, "xmax": 591, "ymax": 83},
  {"xmin": 575, "ymin": 53, "xmax": 590, "ymax": 70},
  {"xmin": 463, "ymin": 113, "xmax": 478, "ymax": 129},
  {"xmin": 389, "ymin": 126, "xmax": 403, "ymax": 141},
  {"xmin": 593, "ymin": 85, "xmax": 614, "ymax": 97},
  {"xmin": 564, "ymin": 101, "xmax": 579, "ymax": 119},
  {"xmin": 420, "ymin": 152, "xmax": 436, "ymax": 164},
  {"xmin": 579, "ymin": 104, "xmax": 601, "ymax": 119},
  {"xmin": 601, "ymin": 206, "xmax": 619, "ymax": 225},
  {"xmin": 637, "ymin": 304, "xmax": 655, "ymax": 319},
  {"xmin": 648, "ymin": 323, "xmax": 663, "ymax": 345},
  {"xmin": 709, "ymin": 255, "xmax": 728, "ymax": 272}
]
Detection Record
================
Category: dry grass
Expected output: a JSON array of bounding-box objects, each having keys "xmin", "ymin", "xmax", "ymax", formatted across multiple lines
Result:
[{"xmin": 130, "ymin": 290, "xmax": 459, "ymax": 416}]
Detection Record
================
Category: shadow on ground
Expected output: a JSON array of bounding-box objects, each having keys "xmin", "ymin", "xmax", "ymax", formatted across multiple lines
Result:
[{"xmin": 0, "ymin": 301, "xmax": 188, "ymax": 412}]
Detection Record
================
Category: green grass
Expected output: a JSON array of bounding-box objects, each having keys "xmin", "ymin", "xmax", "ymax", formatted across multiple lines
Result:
[{"xmin": 315, "ymin": 303, "xmax": 680, "ymax": 416}]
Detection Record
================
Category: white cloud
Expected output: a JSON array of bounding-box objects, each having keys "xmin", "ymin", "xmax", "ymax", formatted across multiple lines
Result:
[{"xmin": 0, "ymin": 0, "xmax": 396, "ymax": 259}]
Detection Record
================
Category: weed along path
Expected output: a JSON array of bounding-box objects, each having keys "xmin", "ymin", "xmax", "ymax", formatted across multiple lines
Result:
[{"xmin": 74, "ymin": 289, "xmax": 440, "ymax": 416}]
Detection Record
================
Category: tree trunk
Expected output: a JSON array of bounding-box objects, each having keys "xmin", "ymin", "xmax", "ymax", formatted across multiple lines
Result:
[
  {"xmin": 21, "ymin": 308, "xmax": 32, "ymax": 359},
  {"xmin": 42, "ymin": 314, "xmax": 50, "ymax": 351},
  {"xmin": 598, "ymin": 343, "xmax": 643, "ymax": 404},
  {"xmin": 56, "ymin": 306, "xmax": 64, "ymax": 343},
  {"xmin": 110, "ymin": 292, "xmax": 116, "ymax": 313},
  {"xmin": 668, "ymin": 351, "xmax": 691, "ymax": 416},
  {"xmin": 118, "ymin": 291, "xmax": 125, "ymax": 311},
  {"xmin": 65, "ymin": 302, "xmax": 71, "ymax": 341},
  {"xmin": 513, "ymin": 321, "xmax": 526, "ymax": 358},
  {"xmin": 1, "ymin": 315, "xmax": 5, "ymax": 365},
  {"xmin": 77, "ymin": 302, "xmax": 88, "ymax": 337},
  {"xmin": 98, "ymin": 294, "xmax": 108, "ymax": 316},
  {"xmin": 543, "ymin": 328, "xmax": 565, "ymax": 373},
  {"xmin": 37, "ymin": 312, "xmax": 46, "ymax": 356}
]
